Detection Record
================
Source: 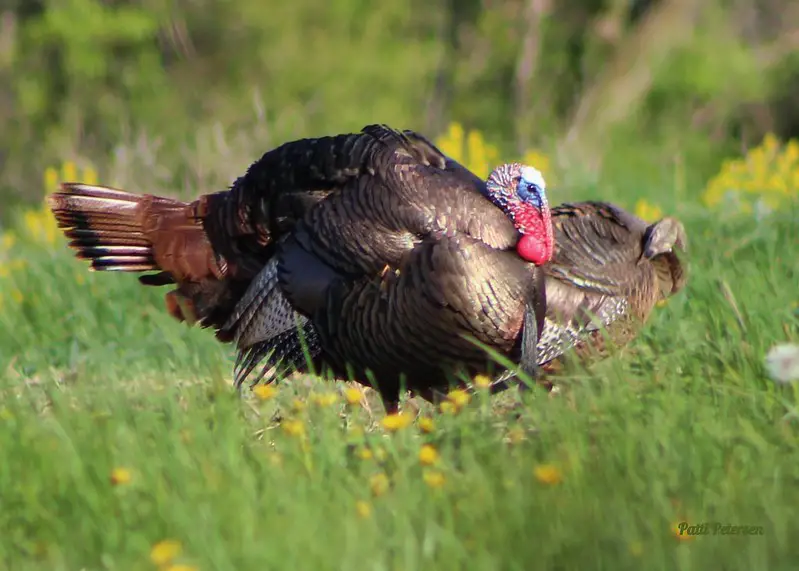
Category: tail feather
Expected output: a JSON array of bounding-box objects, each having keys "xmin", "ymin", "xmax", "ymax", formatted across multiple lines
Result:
[
  {"xmin": 48, "ymin": 182, "xmax": 194, "ymax": 275},
  {"xmin": 49, "ymin": 182, "xmax": 235, "ymax": 332},
  {"xmin": 49, "ymin": 183, "xmax": 158, "ymax": 273}
]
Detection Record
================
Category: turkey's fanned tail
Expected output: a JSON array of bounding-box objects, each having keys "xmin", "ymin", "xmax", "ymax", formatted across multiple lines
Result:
[
  {"xmin": 48, "ymin": 184, "xmax": 164, "ymax": 272},
  {"xmin": 48, "ymin": 183, "xmax": 221, "ymax": 282},
  {"xmin": 48, "ymin": 182, "xmax": 233, "ymax": 327}
]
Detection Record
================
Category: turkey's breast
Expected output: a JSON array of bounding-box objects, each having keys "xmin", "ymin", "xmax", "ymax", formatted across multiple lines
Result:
[{"xmin": 310, "ymin": 235, "xmax": 540, "ymax": 394}]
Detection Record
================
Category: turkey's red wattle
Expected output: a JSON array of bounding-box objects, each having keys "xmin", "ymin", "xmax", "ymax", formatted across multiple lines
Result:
[
  {"xmin": 512, "ymin": 205, "xmax": 553, "ymax": 266},
  {"xmin": 517, "ymin": 234, "xmax": 550, "ymax": 265}
]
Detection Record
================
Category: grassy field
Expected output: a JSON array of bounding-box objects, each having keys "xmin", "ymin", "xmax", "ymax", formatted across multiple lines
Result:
[{"xmin": 2, "ymin": 136, "xmax": 799, "ymax": 570}]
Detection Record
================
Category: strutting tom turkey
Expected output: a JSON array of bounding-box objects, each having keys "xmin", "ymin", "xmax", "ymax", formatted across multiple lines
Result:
[{"xmin": 49, "ymin": 125, "xmax": 555, "ymax": 411}]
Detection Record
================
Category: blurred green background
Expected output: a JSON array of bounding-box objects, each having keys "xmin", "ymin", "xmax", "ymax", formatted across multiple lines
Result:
[{"xmin": 1, "ymin": 0, "xmax": 799, "ymax": 215}]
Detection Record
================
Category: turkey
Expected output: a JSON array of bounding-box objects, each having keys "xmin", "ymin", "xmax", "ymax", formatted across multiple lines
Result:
[
  {"xmin": 490, "ymin": 201, "xmax": 688, "ymax": 394},
  {"xmin": 49, "ymin": 125, "xmax": 553, "ymax": 411}
]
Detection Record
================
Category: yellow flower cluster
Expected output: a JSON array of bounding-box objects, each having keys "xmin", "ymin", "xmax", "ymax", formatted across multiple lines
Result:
[
  {"xmin": 703, "ymin": 133, "xmax": 799, "ymax": 215},
  {"xmin": 0, "ymin": 161, "xmax": 98, "ymax": 258},
  {"xmin": 0, "ymin": 231, "xmax": 25, "ymax": 310},
  {"xmin": 0, "ymin": 161, "xmax": 102, "ymax": 309},
  {"xmin": 150, "ymin": 539, "xmax": 198, "ymax": 571},
  {"xmin": 29, "ymin": 161, "xmax": 98, "ymax": 247},
  {"xmin": 435, "ymin": 123, "xmax": 554, "ymax": 184}
]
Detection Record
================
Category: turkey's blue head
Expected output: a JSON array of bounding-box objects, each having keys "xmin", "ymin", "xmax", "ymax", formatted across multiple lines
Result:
[{"xmin": 485, "ymin": 163, "xmax": 553, "ymax": 266}]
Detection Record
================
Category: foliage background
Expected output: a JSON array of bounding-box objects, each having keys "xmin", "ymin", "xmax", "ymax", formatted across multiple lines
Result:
[{"xmin": 2, "ymin": 0, "xmax": 799, "ymax": 213}]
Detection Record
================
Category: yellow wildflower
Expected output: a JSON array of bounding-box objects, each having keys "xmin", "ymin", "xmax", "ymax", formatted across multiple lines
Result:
[
  {"xmin": 521, "ymin": 149, "xmax": 553, "ymax": 184},
  {"xmin": 439, "ymin": 401, "xmax": 457, "ymax": 415},
  {"xmin": 506, "ymin": 426, "xmax": 526, "ymax": 445},
  {"xmin": 44, "ymin": 167, "xmax": 59, "ymax": 194},
  {"xmin": 762, "ymin": 132, "xmax": 779, "ymax": 152},
  {"xmin": 466, "ymin": 130, "xmax": 492, "ymax": 179},
  {"xmin": 82, "ymin": 165, "xmax": 99, "ymax": 186},
  {"xmin": 150, "ymin": 540, "xmax": 182, "ymax": 566},
  {"xmin": 785, "ymin": 139, "xmax": 799, "ymax": 162},
  {"xmin": 423, "ymin": 470, "xmax": 446, "ymax": 489},
  {"xmin": 381, "ymin": 412, "xmax": 413, "ymax": 432},
  {"xmin": 473, "ymin": 374, "xmax": 492, "ymax": 389},
  {"xmin": 290, "ymin": 398, "xmax": 306, "ymax": 413},
  {"xmin": 23, "ymin": 210, "xmax": 40, "ymax": 238},
  {"xmin": 21, "ymin": 204, "xmax": 58, "ymax": 246},
  {"xmin": 110, "ymin": 467, "xmax": 132, "ymax": 486},
  {"xmin": 1, "ymin": 232, "xmax": 15, "ymax": 250},
  {"xmin": 418, "ymin": 444, "xmax": 439, "ymax": 466},
  {"xmin": 165, "ymin": 565, "xmax": 198, "ymax": 571},
  {"xmin": 702, "ymin": 133, "xmax": 799, "ymax": 212},
  {"xmin": 356, "ymin": 447, "xmax": 373, "ymax": 461},
  {"xmin": 447, "ymin": 389, "xmax": 471, "ymax": 410},
  {"xmin": 253, "ymin": 384, "xmax": 277, "ymax": 401},
  {"xmin": 634, "ymin": 199, "xmax": 663, "ymax": 223},
  {"xmin": 533, "ymin": 464, "xmax": 562, "ymax": 485},
  {"xmin": 433, "ymin": 122, "xmax": 513, "ymax": 181},
  {"xmin": 436, "ymin": 122, "xmax": 465, "ymax": 162},
  {"xmin": 417, "ymin": 416, "xmax": 435, "ymax": 434},
  {"xmin": 311, "ymin": 392, "xmax": 337, "ymax": 407},
  {"xmin": 355, "ymin": 500, "xmax": 372, "ymax": 519},
  {"xmin": 62, "ymin": 161, "xmax": 77, "ymax": 183},
  {"xmin": 369, "ymin": 472, "xmax": 390, "ymax": 497},
  {"xmin": 672, "ymin": 521, "xmax": 696, "ymax": 541},
  {"xmin": 344, "ymin": 387, "xmax": 364, "ymax": 405},
  {"xmin": 281, "ymin": 419, "xmax": 305, "ymax": 437}
]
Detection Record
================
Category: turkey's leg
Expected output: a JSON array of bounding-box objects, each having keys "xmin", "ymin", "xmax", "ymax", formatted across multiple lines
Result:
[
  {"xmin": 518, "ymin": 302, "xmax": 540, "ymax": 384},
  {"xmin": 517, "ymin": 268, "xmax": 546, "ymax": 386}
]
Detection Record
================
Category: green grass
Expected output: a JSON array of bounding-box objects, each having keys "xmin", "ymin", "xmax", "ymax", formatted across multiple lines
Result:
[{"xmin": 1, "ymin": 188, "xmax": 799, "ymax": 570}]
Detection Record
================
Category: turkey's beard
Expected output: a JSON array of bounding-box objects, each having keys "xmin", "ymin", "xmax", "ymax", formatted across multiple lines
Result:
[{"xmin": 512, "ymin": 205, "xmax": 553, "ymax": 266}]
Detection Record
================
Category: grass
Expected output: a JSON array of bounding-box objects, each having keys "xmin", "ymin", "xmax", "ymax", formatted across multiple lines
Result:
[{"xmin": 2, "ymin": 151, "xmax": 799, "ymax": 570}]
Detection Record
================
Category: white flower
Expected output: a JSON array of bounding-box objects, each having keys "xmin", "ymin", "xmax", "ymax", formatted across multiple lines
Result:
[{"xmin": 764, "ymin": 343, "xmax": 799, "ymax": 384}]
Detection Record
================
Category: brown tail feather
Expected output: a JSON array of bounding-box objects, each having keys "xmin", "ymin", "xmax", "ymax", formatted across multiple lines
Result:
[
  {"xmin": 48, "ymin": 183, "xmax": 238, "ymax": 331},
  {"xmin": 49, "ymin": 184, "xmax": 159, "ymax": 273},
  {"xmin": 48, "ymin": 183, "xmax": 222, "ymax": 283}
]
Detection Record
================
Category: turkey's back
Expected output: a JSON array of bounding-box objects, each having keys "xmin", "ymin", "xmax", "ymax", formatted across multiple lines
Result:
[{"xmin": 535, "ymin": 201, "xmax": 687, "ymax": 373}]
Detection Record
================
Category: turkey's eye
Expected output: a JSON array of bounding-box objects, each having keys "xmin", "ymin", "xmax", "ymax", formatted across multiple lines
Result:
[
  {"xmin": 517, "ymin": 182, "xmax": 543, "ymax": 208},
  {"xmin": 518, "ymin": 183, "xmax": 535, "ymax": 198}
]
